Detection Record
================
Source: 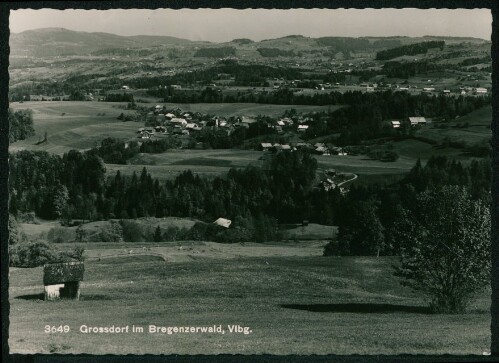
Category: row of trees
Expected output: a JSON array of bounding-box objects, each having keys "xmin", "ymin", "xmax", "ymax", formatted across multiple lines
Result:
[
  {"xmin": 194, "ymin": 47, "xmax": 236, "ymax": 58},
  {"xmin": 9, "ymin": 149, "xmax": 319, "ymax": 226},
  {"xmin": 316, "ymin": 37, "xmax": 401, "ymax": 55},
  {"xmin": 12, "ymin": 144, "xmax": 489, "ymax": 253},
  {"xmin": 104, "ymin": 93, "xmax": 135, "ymax": 102},
  {"xmin": 375, "ymin": 40, "xmax": 445, "ymax": 60},
  {"xmin": 9, "ymin": 109, "xmax": 35, "ymax": 143},
  {"xmin": 303, "ymin": 92, "xmax": 490, "ymax": 144}
]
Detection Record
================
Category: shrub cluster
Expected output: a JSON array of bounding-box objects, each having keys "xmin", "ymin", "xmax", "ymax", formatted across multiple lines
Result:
[{"xmin": 9, "ymin": 242, "xmax": 85, "ymax": 268}]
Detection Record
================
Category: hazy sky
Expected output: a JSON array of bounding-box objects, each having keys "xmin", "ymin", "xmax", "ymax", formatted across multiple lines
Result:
[{"xmin": 10, "ymin": 8, "xmax": 492, "ymax": 42}]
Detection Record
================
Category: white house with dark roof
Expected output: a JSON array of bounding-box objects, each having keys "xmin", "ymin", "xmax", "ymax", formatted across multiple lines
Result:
[
  {"xmin": 409, "ymin": 117, "xmax": 426, "ymax": 126},
  {"xmin": 170, "ymin": 118, "xmax": 188, "ymax": 127},
  {"xmin": 391, "ymin": 120, "xmax": 401, "ymax": 128},
  {"xmin": 261, "ymin": 142, "xmax": 273, "ymax": 151}
]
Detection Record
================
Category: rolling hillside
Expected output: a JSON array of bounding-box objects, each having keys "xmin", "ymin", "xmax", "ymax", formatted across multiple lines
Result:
[
  {"xmin": 10, "ymin": 28, "xmax": 490, "ymax": 59},
  {"xmin": 10, "ymin": 28, "xmax": 193, "ymax": 57}
]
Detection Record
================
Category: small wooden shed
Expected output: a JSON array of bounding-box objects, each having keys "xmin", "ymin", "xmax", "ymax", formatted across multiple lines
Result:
[{"xmin": 43, "ymin": 261, "xmax": 85, "ymax": 301}]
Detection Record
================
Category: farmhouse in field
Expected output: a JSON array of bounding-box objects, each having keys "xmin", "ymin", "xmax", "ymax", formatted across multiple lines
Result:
[
  {"xmin": 214, "ymin": 218, "xmax": 232, "ymax": 228},
  {"xmin": 409, "ymin": 117, "xmax": 427, "ymax": 126},
  {"xmin": 474, "ymin": 87, "xmax": 487, "ymax": 94},
  {"xmin": 170, "ymin": 118, "xmax": 188, "ymax": 127},
  {"xmin": 260, "ymin": 142, "xmax": 273, "ymax": 151},
  {"xmin": 321, "ymin": 178, "xmax": 337, "ymax": 191},
  {"xmin": 391, "ymin": 120, "xmax": 401, "ymax": 128},
  {"xmin": 43, "ymin": 261, "xmax": 84, "ymax": 301},
  {"xmin": 330, "ymin": 146, "xmax": 348, "ymax": 156},
  {"xmin": 138, "ymin": 129, "xmax": 154, "ymax": 139},
  {"xmin": 281, "ymin": 144, "xmax": 292, "ymax": 151},
  {"xmin": 186, "ymin": 123, "xmax": 202, "ymax": 131}
]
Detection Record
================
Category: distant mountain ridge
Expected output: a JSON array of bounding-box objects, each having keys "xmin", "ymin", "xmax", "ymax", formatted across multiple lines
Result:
[
  {"xmin": 10, "ymin": 27, "xmax": 490, "ymax": 58},
  {"xmin": 10, "ymin": 28, "xmax": 195, "ymax": 57}
]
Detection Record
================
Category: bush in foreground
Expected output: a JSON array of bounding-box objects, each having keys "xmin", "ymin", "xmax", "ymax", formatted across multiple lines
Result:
[{"xmin": 392, "ymin": 186, "xmax": 490, "ymax": 313}]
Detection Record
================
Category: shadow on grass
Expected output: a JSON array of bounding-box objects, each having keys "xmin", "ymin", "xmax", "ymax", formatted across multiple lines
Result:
[
  {"xmin": 80, "ymin": 294, "xmax": 113, "ymax": 301},
  {"xmin": 15, "ymin": 294, "xmax": 112, "ymax": 301},
  {"xmin": 15, "ymin": 293, "xmax": 44, "ymax": 301},
  {"xmin": 281, "ymin": 302, "xmax": 432, "ymax": 314}
]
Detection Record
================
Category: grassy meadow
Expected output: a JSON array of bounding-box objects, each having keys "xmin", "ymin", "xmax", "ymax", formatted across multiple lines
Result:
[
  {"xmin": 416, "ymin": 106, "xmax": 492, "ymax": 145},
  {"xmin": 9, "ymin": 101, "xmax": 140, "ymax": 155},
  {"xmin": 9, "ymin": 250, "xmax": 491, "ymax": 355},
  {"xmin": 108, "ymin": 149, "xmax": 264, "ymax": 180}
]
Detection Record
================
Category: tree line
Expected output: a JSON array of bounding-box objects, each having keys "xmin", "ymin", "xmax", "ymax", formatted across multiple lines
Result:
[
  {"xmin": 10, "ymin": 145, "xmax": 489, "ymax": 253},
  {"xmin": 301, "ymin": 91, "xmax": 489, "ymax": 144},
  {"xmin": 194, "ymin": 47, "xmax": 236, "ymax": 58},
  {"xmin": 375, "ymin": 41, "xmax": 445, "ymax": 60},
  {"xmin": 9, "ymin": 109, "xmax": 35, "ymax": 143},
  {"xmin": 9, "ymin": 149, "xmax": 318, "ymax": 227},
  {"xmin": 325, "ymin": 155, "xmax": 491, "ymax": 257}
]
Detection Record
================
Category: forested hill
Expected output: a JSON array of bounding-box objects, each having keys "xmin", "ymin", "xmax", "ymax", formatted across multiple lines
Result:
[{"xmin": 375, "ymin": 41, "xmax": 445, "ymax": 61}]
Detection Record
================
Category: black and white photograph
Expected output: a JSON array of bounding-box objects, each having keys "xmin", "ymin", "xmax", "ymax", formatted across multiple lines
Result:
[{"xmin": 4, "ymin": 5, "xmax": 496, "ymax": 357}]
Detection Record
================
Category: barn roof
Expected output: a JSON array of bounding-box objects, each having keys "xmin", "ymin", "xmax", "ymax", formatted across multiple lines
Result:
[
  {"xmin": 213, "ymin": 218, "xmax": 232, "ymax": 228},
  {"xmin": 409, "ymin": 117, "xmax": 426, "ymax": 124},
  {"xmin": 43, "ymin": 261, "xmax": 85, "ymax": 285}
]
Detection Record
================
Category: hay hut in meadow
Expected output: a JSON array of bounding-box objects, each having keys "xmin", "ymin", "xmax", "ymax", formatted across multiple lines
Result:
[
  {"xmin": 43, "ymin": 261, "xmax": 84, "ymax": 301},
  {"xmin": 213, "ymin": 218, "xmax": 232, "ymax": 228}
]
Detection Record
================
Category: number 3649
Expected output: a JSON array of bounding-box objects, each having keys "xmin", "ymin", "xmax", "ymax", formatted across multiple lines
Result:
[{"xmin": 44, "ymin": 325, "xmax": 70, "ymax": 333}]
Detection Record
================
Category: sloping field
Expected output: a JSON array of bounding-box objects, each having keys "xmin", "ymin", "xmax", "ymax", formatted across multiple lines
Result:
[
  {"xmin": 9, "ymin": 254, "xmax": 490, "ymax": 355},
  {"xmin": 9, "ymin": 101, "xmax": 139, "ymax": 155},
  {"xmin": 107, "ymin": 149, "xmax": 264, "ymax": 180},
  {"xmin": 316, "ymin": 154, "xmax": 416, "ymax": 175},
  {"xmin": 281, "ymin": 224, "xmax": 337, "ymax": 240},
  {"xmin": 21, "ymin": 217, "xmax": 200, "ymax": 243},
  {"xmin": 390, "ymin": 139, "xmax": 465, "ymax": 160},
  {"xmin": 81, "ymin": 240, "xmax": 325, "ymax": 262},
  {"xmin": 416, "ymin": 106, "xmax": 492, "ymax": 145},
  {"xmin": 9, "ymin": 101, "xmax": 131, "ymax": 134},
  {"xmin": 113, "ymin": 150, "xmax": 422, "ymax": 183},
  {"xmin": 129, "ymin": 149, "xmax": 263, "ymax": 167},
  {"xmin": 10, "ymin": 122, "xmax": 140, "ymax": 155}
]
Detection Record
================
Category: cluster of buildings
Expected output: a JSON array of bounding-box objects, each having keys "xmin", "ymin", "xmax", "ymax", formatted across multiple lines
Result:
[
  {"xmin": 259, "ymin": 141, "xmax": 347, "ymax": 156},
  {"xmin": 136, "ymin": 104, "xmax": 324, "ymax": 143},
  {"xmin": 137, "ymin": 105, "xmax": 259, "ymax": 139}
]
